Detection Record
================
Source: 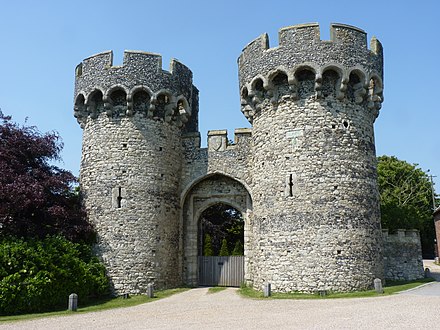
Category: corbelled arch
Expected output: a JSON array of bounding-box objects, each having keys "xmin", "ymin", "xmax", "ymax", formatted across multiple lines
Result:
[{"xmin": 181, "ymin": 173, "xmax": 253, "ymax": 286}]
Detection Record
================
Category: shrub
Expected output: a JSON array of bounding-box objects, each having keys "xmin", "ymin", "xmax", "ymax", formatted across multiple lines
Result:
[
  {"xmin": 232, "ymin": 240, "xmax": 244, "ymax": 256},
  {"xmin": 0, "ymin": 236, "xmax": 109, "ymax": 315},
  {"xmin": 219, "ymin": 238, "xmax": 229, "ymax": 256},
  {"xmin": 203, "ymin": 234, "xmax": 214, "ymax": 256}
]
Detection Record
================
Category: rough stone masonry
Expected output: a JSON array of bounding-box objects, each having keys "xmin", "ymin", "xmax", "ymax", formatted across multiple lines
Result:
[{"xmin": 73, "ymin": 23, "xmax": 424, "ymax": 294}]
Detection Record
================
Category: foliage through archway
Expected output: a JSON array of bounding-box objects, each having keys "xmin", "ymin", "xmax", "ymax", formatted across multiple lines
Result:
[{"xmin": 198, "ymin": 203, "xmax": 244, "ymax": 256}]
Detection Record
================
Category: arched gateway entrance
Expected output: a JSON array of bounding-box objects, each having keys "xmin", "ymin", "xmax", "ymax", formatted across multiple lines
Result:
[{"xmin": 181, "ymin": 173, "xmax": 252, "ymax": 287}]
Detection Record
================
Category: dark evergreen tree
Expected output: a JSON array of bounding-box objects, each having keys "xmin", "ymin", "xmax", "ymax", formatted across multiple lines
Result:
[
  {"xmin": 203, "ymin": 234, "xmax": 214, "ymax": 256},
  {"xmin": 232, "ymin": 240, "xmax": 244, "ymax": 256},
  {"xmin": 219, "ymin": 238, "xmax": 229, "ymax": 256},
  {"xmin": 199, "ymin": 203, "xmax": 244, "ymax": 256}
]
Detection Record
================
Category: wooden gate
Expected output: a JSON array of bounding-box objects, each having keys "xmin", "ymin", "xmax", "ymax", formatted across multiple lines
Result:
[{"xmin": 198, "ymin": 256, "xmax": 244, "ymax": 287}]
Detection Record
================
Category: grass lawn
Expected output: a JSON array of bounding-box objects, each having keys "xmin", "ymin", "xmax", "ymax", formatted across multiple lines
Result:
[
  {"xmin": 207, "ymin": 286, "xmax": 228, "ymax": 294},
  {"xmin": 238, "ymin": 278, "xmax": 435, "ymax": 299},
  {"xmin": 0, "ymin": 288, "xmax": 189, "ymax": 323}
]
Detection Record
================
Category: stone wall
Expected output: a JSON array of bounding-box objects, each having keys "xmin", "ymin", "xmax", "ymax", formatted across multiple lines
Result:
[
  {"xmin": 74, "ymin": 23, "xmax": 423, "ymax": 295},
  {"xmin": 75, "ymin": 51, "xmax": 197, "ymax": 294},
  {"xmin": 238, "ymin": 23, "xmax": 384, "ymax": 293},
  {"xmin": 383, "ymin": 229, "xmax": 424, "ymax": 281}
]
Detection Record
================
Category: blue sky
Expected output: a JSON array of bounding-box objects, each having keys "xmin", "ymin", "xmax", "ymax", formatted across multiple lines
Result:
[{"xmin": 0, "ymin": 0, "xmax": 438, "ymax": 192}]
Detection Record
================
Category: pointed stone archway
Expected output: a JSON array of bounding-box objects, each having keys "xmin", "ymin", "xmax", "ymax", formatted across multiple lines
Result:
[{"xmin": 181, "ymin": 173, "xmax": 252, "ymax": 286}]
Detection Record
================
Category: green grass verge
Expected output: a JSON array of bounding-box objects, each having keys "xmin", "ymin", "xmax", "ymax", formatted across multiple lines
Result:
[
  {"xmin": 0, "ymin": 288, "xmax": 189, "ymax": 323},
  {"xmin": 238, "ymin": 278, "xmax": 435, "ymax": 299},
  {"xmin": 207, "ymin": 286, "xmax": 228, "ymax": 294}
]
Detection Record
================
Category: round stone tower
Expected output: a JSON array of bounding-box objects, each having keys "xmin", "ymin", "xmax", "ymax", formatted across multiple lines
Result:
[
  {"xmin": 74, "ymin": 50, "xmax": 198, "ymax": 294},
  {"xmin": 238, "ymin": 23, "xmax": 384, "ymax": 292}
]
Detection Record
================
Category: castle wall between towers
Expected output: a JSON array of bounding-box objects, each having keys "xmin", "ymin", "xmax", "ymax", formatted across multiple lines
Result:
[{"xmin": 74, "ymin": 23, "xmax": 424, "ymax": 295}]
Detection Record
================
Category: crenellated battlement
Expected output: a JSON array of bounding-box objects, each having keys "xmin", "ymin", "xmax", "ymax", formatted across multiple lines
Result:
[
  {"xmin": 382, "ymin": 229, "xmax": 424, "ymax": 281},
  {"xmin": 74, "ymin": 50, "xmax": 197, "ymax": 130},
  {"xmin": 207, "ymin": 128, "xmax": 252, "ymax": 152},
  {"xmin": 382, "ymin": 229, "xmax": 421, "ymax": 242},
  {"xmin": 75, "ymin": 23, "xmax": 413, "ymax": 295},
  {"xmin": 238, "ymin": 23, "xmax": 384, "ymax": 123},
  {"xmin": 240, "ymin": 23, "xmax": 381, "ymax": 64},
  {"xmin": 77, "ymin": 50, "xmax": 193, "ymax": 81}
]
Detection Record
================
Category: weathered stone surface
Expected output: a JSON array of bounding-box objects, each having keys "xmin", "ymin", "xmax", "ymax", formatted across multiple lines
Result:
[
  {"xmin": 383, "ymin": 229, "xmax": 425, "ymax": 281},
  {"xmin": 74, "ymin": 23, "xmax": 423, "ymax": 295}
]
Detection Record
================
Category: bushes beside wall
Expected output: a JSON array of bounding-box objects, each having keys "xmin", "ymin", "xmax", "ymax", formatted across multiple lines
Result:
[{"xmin": 0, "ymin": 236, "xmax": 109, "ymax": 315}]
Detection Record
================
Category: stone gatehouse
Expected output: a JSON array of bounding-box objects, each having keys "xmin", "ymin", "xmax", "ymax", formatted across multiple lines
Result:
[{"xmin": 73, "ymin": 23, "xmax": 424, "ymax": 294}]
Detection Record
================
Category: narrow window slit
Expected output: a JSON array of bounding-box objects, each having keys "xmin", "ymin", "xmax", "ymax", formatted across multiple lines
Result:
[
  {"xmin": 288, "ymin": 174, "xmax": 294, "ymax": 197},
  {"xmin": 117, "ymin": 187, "xmax": 122, "ymax": 208}
]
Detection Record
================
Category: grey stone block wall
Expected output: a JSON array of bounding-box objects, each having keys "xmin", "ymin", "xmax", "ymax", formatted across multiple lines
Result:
[
  {"xmin": 75, "ymin": 51, "xmax": 197, "ymax": 294},
  {"xmin": 74, "ymin": 24, "xmax": 421, "ymax": 295},
  {"xmin": 383, "ymin": 229, "xmax": 424, "ymax": 281},
  {"xmin": 238, "ymin": 23, "xmax": 384, "ymax": 292}
]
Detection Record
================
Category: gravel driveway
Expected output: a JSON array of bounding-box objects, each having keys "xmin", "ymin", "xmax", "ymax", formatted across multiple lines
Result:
[
  {"xmin": 2, "ymin": 285, "xmax": 440, "ymax": 330},
  {"xmin": 3, "ymin": 261, "xmax": 440, "ymax": 330}
]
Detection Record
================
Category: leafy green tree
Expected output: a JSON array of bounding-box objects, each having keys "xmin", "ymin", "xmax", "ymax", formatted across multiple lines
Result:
[
  {"xmin": 219, "ymin": 238, "xmax": 229, "ymax": 256},
  {"xmin": 203, "ymin": 234, "xmax": 214, "ymax": 256},
  {"xmin": 232, "ymin": 240, "xmax": 244, "ymax": 256},
  {"xmin": 377, "ymin": 155, "xmax": 436, "ymax": 257}
]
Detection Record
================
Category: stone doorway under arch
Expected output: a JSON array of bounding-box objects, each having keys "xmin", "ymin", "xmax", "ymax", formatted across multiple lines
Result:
[
  {"xmin": 198, "ymin": 203, "xmax": 244, "ymax": 287},
  {"xmin": 181, "ymin": 173, "xmax": 252, "ymax": 287}
]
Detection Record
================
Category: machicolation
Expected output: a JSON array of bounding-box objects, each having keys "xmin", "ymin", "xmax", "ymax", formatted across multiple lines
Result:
[{"xmin": 74, "ymin": 23, "xmax": 423, "ymax": 295}]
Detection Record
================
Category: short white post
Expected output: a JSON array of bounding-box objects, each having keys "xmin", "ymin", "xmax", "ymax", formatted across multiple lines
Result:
[
  {"xmin": 374, "ymin": 278, "xmax": 383, "ymax": 294},
  {"xmin": 147, "ymin": 283, "xmax": 154, "ymax": 298},
  {"xmin": 263, "ymin": 282, "xmax": 271, "ymax": 297}
]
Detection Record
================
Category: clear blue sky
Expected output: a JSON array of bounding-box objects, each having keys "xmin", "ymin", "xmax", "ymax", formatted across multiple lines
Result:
[{"xmin": 0, "ymin": 0, "xmax": 438, "ymax": 192}]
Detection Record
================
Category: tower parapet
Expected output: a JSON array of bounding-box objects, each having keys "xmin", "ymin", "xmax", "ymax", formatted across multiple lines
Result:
[
  {"xmin": 238, "ymin": 23, "xmax": 383, "ymax": 123},
  {"xmin": 75, "ymin": 51, "xmax": 198, "ymax": 294},
  {"xmin": 240, "ymin": 23, "xmax": 385, "ymax": 293},
  {"xmin": 74, "ymin": 50, "xmax": 197, "ymax": 131}
]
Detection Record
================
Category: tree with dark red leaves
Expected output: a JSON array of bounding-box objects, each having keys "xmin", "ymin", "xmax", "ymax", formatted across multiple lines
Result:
[{"xmin": 0, "ymin": 112, "xmax": 94, "ymax": 243}]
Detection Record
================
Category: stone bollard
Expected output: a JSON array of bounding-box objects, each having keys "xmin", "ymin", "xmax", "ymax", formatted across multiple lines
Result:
[
  {"xmin": 318, "ymin": 290, "xmax": 327, "ymax": 297},
  {"xmin": 263, "ymin": 282, "xmax": 271, "ymax": 297},
  {"xmin": 374, "ymin": 278, "xmax": 383, "ymax": 294},
  {"xmin": 68, "ymin": 293, "xmax": 78, "ymax": 311},
  {"xmin": 147, "ymin": 283, "xmax": 154, "ymax": 298},
  {"xmin": 425, "ymin": 267, "xmax": 431, "ymax": 278}
]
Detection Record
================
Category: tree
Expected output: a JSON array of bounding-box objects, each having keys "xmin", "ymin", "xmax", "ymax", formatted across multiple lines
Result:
[
  {"xmin": 199, "ymin": 203, "xmax": 244, "ymax": 256},
  {"xmin": 377, "ymin": 155, "xmax": 436, "ymax": 257},
  {"xmin": 219, "ymin": 238, "xmax": 229, "ymax": 256},
  {"xmin": 0, "ymin": 112, "xmax": 94, "ymax": 243},
  {"xmin": 232, "ymin": 240, "xmax": 244, "ymax": 256},
  {"xmin": 203, "ymin": 234, "xmax": 214, "ymax": 256}
]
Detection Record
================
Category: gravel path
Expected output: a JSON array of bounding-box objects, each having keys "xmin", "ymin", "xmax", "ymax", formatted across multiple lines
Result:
[
  {"xmin": 2, "ymin": 286, "xmax": 440, "ymax": 330},
  {"xmin": 3, "ymin": 260, "xmax": 440, "ymax": 330}
]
